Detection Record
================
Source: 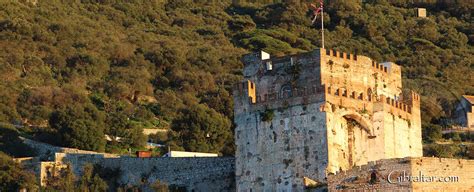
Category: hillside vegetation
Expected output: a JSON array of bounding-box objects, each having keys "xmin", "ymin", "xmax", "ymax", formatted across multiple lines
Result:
[{"xmin": 0, "ymin": 0, "xmax": 472, "ymax": 155}]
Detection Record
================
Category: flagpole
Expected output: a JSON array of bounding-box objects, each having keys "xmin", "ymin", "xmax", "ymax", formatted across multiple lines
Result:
[{"xmin": 321, "ymin": 3, "xmax": 325, "ymax": 49}]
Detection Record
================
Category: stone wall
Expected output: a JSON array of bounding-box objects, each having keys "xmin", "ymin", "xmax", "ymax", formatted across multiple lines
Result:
[
  {"xmin": 61, "ymin": 154, "xmax": 235, "ymax": 192},
  {"xmin": 234, "ymin": 48, "xmax": 422, "ymax": 191},
  {"xmin": 21, "ymin": 136, "xmax": 235, "ymax": 191},
  {"xmin": 19, "ymin": 151, "xmax": 235, "ymax": 191},
  {"xmin": 327, "ymin": 157, "xmax": 474, "ymax": 191},
  {"xmin": 410, "ymin": 157, "xmax": 474, "ymax": 191},
  {"xmin": 235, "ymin": 50, "xmax": 329, "ymax": 191},
  {"xmin": 234, "ymin": 100, "xmax": 329, "ymax": 191}
]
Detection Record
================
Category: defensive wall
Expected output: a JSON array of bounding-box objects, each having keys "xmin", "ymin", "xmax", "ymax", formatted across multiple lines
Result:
[
  {"xmin": 62, "ymin": 154, "xmax": 235, "ymax": 192},
  {"xmin": 327, "ymin": 157, "xmax": 474, "ymax": 191},
  {"xmin": 20, "ymin": 138, "xmax": 235, "ymax": 191},
  {"xmin": 234, "ymin": 48, "xmax": 422, "ymax": 191}
]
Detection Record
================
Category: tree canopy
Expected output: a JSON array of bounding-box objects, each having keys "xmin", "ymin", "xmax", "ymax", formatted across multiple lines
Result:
[
  {"xmin": 49, "ymin": 103, "xmax": 107, "ymax": 152},
  {"xmin": 169, "ymin": 103, "xmax": 232, "ymax": 153},
  {"xmin": 0, "ymin": 152, "xmax": 37, "ymax": 191},
  {"xmin": 0, "ymin": 0, "xmax": 472, "ymax": 155}
]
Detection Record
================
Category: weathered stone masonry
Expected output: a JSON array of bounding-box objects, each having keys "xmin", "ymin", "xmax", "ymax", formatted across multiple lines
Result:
[
  {"xmin": 20, "ymin": 138, "xmax": 235, "ymax": 192},
  {"xmin": 327, "ymin": 157, "xmax": 474, "ymax": 191},
  {"xmin": 233, "ymin": 48, "xmax": 422, "ymax": 191},
  {"xmin": 64, "ymin": 155, "xmax": 235, "ymax": 192}
]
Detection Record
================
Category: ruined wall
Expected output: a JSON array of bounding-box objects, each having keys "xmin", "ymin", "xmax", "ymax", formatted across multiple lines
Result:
[{"xmin": 327, "ymin": 157, "xmax": 474, "ymax": 191}]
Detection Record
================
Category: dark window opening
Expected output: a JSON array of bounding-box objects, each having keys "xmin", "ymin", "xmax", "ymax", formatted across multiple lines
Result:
[{"xmin": 370, "ymin": 172, "xmax": 377, "ymax": 184}]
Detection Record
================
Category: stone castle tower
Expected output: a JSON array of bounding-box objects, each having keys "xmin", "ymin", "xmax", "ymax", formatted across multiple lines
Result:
[{"xmin": 233, "ymin": 48, "xmax": 422, "ymax": 191}]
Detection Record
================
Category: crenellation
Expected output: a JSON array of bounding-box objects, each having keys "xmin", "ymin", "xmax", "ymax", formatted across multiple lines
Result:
[
  {"xmin": 323, "ymin": 85, "xmax": 416, "ymax": 122},
  {"xmin": 324, "ymin": 49, "xmax": 361, "ymax": 62}
]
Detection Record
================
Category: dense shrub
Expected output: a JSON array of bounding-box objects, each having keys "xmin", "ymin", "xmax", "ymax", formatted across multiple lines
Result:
[
  {"xmin": 0, "ymin": 152, "xmax": 37, "ymax": 191},
  {"xmin": 0, "ymin": 1, "xmax": 472, "ymax": 156}
]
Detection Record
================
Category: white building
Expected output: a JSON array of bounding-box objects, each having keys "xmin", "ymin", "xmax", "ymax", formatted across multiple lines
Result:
[{"xmin": 162, "ymin": 151, "xmax": 218, "ymax": 157}]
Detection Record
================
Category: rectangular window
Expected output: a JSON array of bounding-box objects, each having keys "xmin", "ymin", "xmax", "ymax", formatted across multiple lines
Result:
[{"xmin": 266, "ymin": 61, "xmax": 273, "ymax": 71}]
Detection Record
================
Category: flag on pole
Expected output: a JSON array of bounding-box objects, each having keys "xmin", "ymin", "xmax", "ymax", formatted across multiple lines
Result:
[
  {"xmin": 310, "ymin": 0, "xmax": 324, "ymax": 24},
  {"xmin": 309, "ymin": 0, "xmax": 325, "ymax": 48}
]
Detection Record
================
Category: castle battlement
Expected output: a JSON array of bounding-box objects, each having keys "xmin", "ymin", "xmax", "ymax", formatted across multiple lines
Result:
[
  {"xmin": 235, "ymin": 80, "xmax": 417, "ymax": 118},
  {"xmin": 321, "ymin": 48, "xmax": 395, "ymax": 75},
  {"xmin": 234, "ymin": 49, "xmax": 422, "ymax": 191}
]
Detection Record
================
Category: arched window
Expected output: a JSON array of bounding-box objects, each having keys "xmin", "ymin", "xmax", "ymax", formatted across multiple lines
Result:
[
  {"xmin": 370, "ymin": 172, "xmax": 377, "ymax": 184},
  {"xmin": 280, "ymin": 85, "xmax": 292, "ymax": 99}
]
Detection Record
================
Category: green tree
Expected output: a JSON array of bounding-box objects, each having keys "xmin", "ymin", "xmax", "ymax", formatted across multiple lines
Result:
[
  {"xmin": 0, "ymin": 0, "xmax": 473, "ymax": 158},
  {"xmin": 170, "ymin": 104, "xmax": 232, "ymax": 154},
  {"xmin": 443, "ymin": 132, "xmax": 462, "ymax": 143},
  {"xmin": 79, "ymin": 164, "xmax": 108, "ymax": 192},
  {"xmin": 106, "ymin": 110, "xmax": 146, "ymax": 150},
  {"xmin": 44, "ymin": 163, "xmax": 109, "ymax": 192},
  {"xmin": 49, "ymin": 104, "xmax": 106, "ymax": 152},
  {"xmin": 106, "ymin": 111, "xmax": 129, "ymax": 141},
  {"xmin": 422, "ymin": 123, "xmax": 442, "ymax": 143},
  {"xmin": 424, "ymin": 144, "xmax": 461, "ymax": 158},
  {"xmin": 44, "ymin": 164, "xmax": 76, "ymax": 192},
  {"xmin": 0, "ymin": 152, "xmax": 37, "ymax": 191}
]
